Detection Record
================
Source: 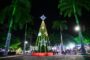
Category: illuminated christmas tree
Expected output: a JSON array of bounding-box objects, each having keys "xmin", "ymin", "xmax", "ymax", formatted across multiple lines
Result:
[{"xmin": 36, "ymin": 15, "xmax": 49, "ymax": 52}]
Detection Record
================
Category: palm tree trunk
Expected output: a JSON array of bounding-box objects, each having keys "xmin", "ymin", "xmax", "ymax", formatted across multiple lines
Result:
[
  {"xmin": 4, "ymin": 0, "xmax": 17, "ymax": 56},
  {"xmin": 60, "ymin": 26, "xmax": 63, "ymax": 54},
  {"xmin": 4, "ymin": 20, "xmax": 13, "ymax": 56},
  {"xmin": 23, "ymin": 23, "xmax": 27, "ymax": 54},
  {"xmin": 73, "ymin": 4, "xmax": 86, "ymax": 55}
]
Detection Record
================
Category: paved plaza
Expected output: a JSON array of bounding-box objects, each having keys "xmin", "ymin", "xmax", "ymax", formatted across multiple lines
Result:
[{"xmin": 0, "ymin": 55, "xmax": 90, "ymax": 60}]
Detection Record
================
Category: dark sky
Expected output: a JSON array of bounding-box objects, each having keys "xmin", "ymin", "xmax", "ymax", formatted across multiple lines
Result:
[
  {"xmin": 31, "ymin": 0, "xmax": 90, "ymax": 34},
  {"xmin": 0, "ymin": 0, "xmax": 90, "ymax": 36},
  {"xmin": 0, "ymin": 0, "xmax": 90, "ymax": 29},
  {"xmin": 31, "ymin": 0, "xmax": 60, "ymax": 31}
]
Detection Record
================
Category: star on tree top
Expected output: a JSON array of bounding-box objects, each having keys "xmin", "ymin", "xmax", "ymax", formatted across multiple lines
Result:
[{"xmin": 40, "ymin": 14, "xmax": 46, "ymax": 20}]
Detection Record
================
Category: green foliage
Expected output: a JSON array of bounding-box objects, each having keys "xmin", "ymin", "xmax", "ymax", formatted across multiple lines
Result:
[
  {"xmin": 0, "ymin": 32, "xmax": 7, "ymax": 48},
  {"xmin": 74, "ymin": 33, "xmax": 90, "ymax": 44},
  {"xmin": 52, "ymin": 20, "xmax": 68, "ymax": 30},
  {"xmin": 74, "ymin": 36, "xmax": 81, "ymax": 44},
  {"xmin": 10, "ymin": 37, "xmax": 21, "ymax": 49},
  {"xmin": 49, "ymin": 33, "xmax": 60, "ymax": 45},
  {"xmin": 58, "ymin": 0, "xmax": 90, "ymax": 17},
  {"xmin": 40, "ymin": 45, "xmax": 47, "ymax": 52},
  {"xmin": 58, "ymin": 0, "xmax": 90, "ymax": 48},
  {"xmin": 0, "ymin": 32, "xmax": 21, "ymax": 49},
  {"xmin": 0, "ymin": 0, "xmax": 32, "ymax": 30}
]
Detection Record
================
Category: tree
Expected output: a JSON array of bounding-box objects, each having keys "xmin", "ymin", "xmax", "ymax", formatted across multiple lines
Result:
[
  {"xmin": 58, "ymin": 0, "xmax": 90, "ymax": 54},
  {"xmin": 74, "ymin": 33, "xmax": 90, "ymax": 44},
  {"xmin": 0, "ymin": 32, "xmax": 6, "ymax": 48},
  {"xmin": 0, "ymin": 32, "xmax": 21, "ymax": 50},
  {"xmin": 23, "ymin": 16, "xmax": 33, "ymax": 54},
  {"xmin": 35, "ymin": 19, "xmax": 49, "ymax": 52},
  {"xmin": 52, "ymin": 20, "xmax": 67, "ymax": 54},
  {"xmin": 0, "ymin": 0, "xmax": 31, "ymax": 55},
  {"xmin": 10, "ymin": 37, "xmax": 21, "ymax": 50}
]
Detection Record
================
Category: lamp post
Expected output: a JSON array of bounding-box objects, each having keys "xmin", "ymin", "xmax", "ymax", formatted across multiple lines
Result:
[
  {"xmin": 74, "ymin": 25, "xmax": 80, "ymax": 31},
  {"xmin": 74, "ymin": 25, "xmax": 86, "ymax": 55},
  {"xmin": 23, "ymin": 41, "xmax": 28, "ymax": 55}
]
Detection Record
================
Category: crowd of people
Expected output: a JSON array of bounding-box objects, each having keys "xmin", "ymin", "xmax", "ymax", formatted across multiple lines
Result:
[{"xmin": 52, "ymin": 45, "xmax": 90, "ymax": 55}]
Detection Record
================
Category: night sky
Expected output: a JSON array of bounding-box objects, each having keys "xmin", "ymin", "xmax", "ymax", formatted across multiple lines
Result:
[
  {"xmin": 31, "ymin": 0, "xmax": 60, "ymax": 31},
  {"xmin": 0, "ymin": 0, "xmax": 90, "ymax": 44},
  {"xmin": 0, "ymin": 0, "xmax": 90, "ymax": 31},
  {"xmin": 31, "ymin": 0, "xmax": 90, "ymax": 34}
]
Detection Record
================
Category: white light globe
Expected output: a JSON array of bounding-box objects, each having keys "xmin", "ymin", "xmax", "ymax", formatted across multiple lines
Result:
[
  {"xmin": 75, "ymin": 25, "xmax": 80, "ymax": 31},
  {"xmin": 25, "ymin": 41, "xmax": 28, "ymax": 44}
]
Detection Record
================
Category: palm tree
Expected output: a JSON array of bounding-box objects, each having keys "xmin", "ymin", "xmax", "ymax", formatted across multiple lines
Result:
[
  {"xmin": 52, "ymin": 20, "xmax": 67, "ymax": 54},
  {"xmin": 58, "ymin": 0, "xmax": 90, "ymax": 54},
  {"xmin": 23, "ymin": 16, "xmax": 33, "ymax": 54},
  {"xmin": 0, "ymin": 0, "xmax": 31, "ymax": 55}
]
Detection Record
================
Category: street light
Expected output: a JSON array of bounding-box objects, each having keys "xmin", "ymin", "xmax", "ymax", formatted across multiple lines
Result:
[
  {"xmin": 74, "ymin": 25, "xmax": 86, "ymax": 55},
  {"xmin": 25, "ymin": 41, "xmax": 28, "ymax": 44},
  {"xmin": 23, "ymin": 41, "xmax": 28, "ymax": 54},
  {"xmin": 74, "ymin": 25, "xmax": 80, "ymax": 31}
]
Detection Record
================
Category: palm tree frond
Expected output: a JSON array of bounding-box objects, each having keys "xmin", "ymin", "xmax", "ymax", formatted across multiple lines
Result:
[
  {"xmin": 68, "ymin": 9, "xmax": 73, "ymax": 17},
  {"xmin": 58, "ymin": 0, "xmax": 90, "ymax": 17},
  {"xmin": 52, "ymin": 20, "xmax": 68, "ymax": 30}
]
